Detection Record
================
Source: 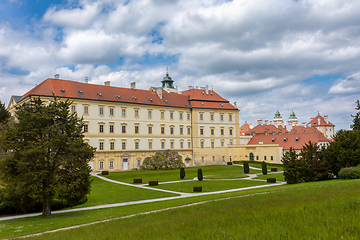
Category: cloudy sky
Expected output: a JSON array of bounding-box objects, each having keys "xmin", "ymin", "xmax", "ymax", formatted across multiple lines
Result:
[{"xmin": 1, "ymin": 0, "xmax": 359, "ymax": 130}]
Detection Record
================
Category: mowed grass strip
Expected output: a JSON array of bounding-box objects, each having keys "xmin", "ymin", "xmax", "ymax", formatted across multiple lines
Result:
[
  {"xmin": 152, "ymin": 179, "xmax": 272, "ymax": 193},
  {"xmin": 255, "ymin": 172, "xmax": 285, "ymax": 181},
  {"xmin": 67, "ymin": 176, "xmax": 178, "ymax": 208},
  {"xmin": 23, "ymin": 179, "xmax": 360, "ymax": 240},
  {"xmin": 104, "ymin": 164, "xmax": 260, "ymax": 183}
]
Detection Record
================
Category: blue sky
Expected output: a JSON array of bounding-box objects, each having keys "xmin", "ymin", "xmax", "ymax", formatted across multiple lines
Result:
[{"xmin": 1, "ymin": 0, "xmax": 360, "ymax": 130}]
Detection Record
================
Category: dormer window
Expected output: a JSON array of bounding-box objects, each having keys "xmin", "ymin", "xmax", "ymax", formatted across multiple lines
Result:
[
  {"xmin": 149, "ymin": 98, "xmax": 153, "ymax": 102},
  {"xmin": 116, "ymin": 95, "xmax": 120, "ymax": 99},
  {"xmin": 78, "ymin": 90, "xmax": 83, "ymax": 94},
  {"xmin": 98, "ymin": 93, "xmax": 102, "ymax": 97},
  {"xmin": 296, "ymin": 137, "xmax": 299, "ymax": 141},
  {"xmin": 133, "ymin": 97, "xmax": 137, "ymax": 100},
  {"xmin": 60, "ymin": 89, "xmax": 65, "ymax": 93},
  {"xmin": 284, "ymin": 138, "xmax": 287, "ymax": 142},
  {"xmin": 272, "ymin": 138, "xmax": 275, "ymax": 142}
]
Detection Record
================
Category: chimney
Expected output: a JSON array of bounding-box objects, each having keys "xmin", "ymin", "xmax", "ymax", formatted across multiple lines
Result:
[
  {"xmin": 131, "ymin": 82, "xmax": 136, "ymax": 90},
  {"xmin": 85, "ymin": 76, "xmax": 88, "ymax": 83},
  {"xmin": 318, "ymin": 118, "xmax": 320, "ymax": 125},
  {"xmin": 104, "ymin": 81, "xmax": 110, "ymax": 86},
  {"xmin": 264, "ymin": 120, "xmax": 269, "ymax": 125},
  {"xmin": 54, "ymin": 74, "xmax": 60, "ymax": 79},
  {"xmin": 286, "ymin": 121, "xmax": 292, "ymax": 131},
  {"xmin": 205, "ymin": 85, "xmax": 209, "ymax": 95},
  {"xmin": 156, "ymin": 87, "xmax": 163, "ymax": 100},
  {"xmin": 257, "ymin": 120, "xmax": 263, "ymax": 125}
]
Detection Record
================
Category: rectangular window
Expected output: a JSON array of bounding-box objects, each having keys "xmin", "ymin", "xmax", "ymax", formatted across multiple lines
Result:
[
  {"xmin": 109, "ymin": 161, "xmax": 114, "ymax": 169},
  {"xmin": 271, "ymin": 156, "xmax": 273, "ymax": 161},
  {"xmin": 137, "ymin": 159, "xmax": 141, "ymax": 167},
  {"xmin": 229, "ymin": 129, "xmax": 233, "ymax": 136},
  {"xmin": 170, "ymin": 141, "xmax": 174, "ymax": 149},
  {"xmin": 71, "ymin": 105, "xmax": 76, "ymax": 113},
  {"xmin": 180, "ymin": 142, "xmax": 184, "ymax": 149},
  {"xmin": 229, "ymin": 114, "xmax": 232, "ymax": 122},
  {"xmin": 221, "ymin": 141, "xmax": 224, "ymax": 147},
  {"xmin": 161, "ymin": 141, "xmax": 165, "ymax": 149},
  {"xmin": 200, "ymin": 141, "xmax": 204, "ymax": 148},
  {"xmin": 148, "ymin": 126, "xmax": 152, "ymax": 134},
  {"xmin": 220, "ymin": 114, "xmax": 224, "ymax": 121},
  {"xmin": 110, "ymin": 124, "xmax": 114, "ymax": 133},
  {"xmin": 149, "ymin": 141, "xmax": 153, "ymax": 149},
  {"xmin": 122, "ymin": 108, "xmax": 126, "ymax": 117},
  {"xmin": 99, "ymin": 142, "xmax": 104, "ymax": 150},
  {"xmin": 110, "ymin": 108, "xmax": 114, "ymax": 116},
  {"xmin": 199, "ymin": 113, "xmax": 203, "ymax": 121},
  {"xmin": 84, "ymin": 106, "xmax": 88, "ymax": 115},
  {"xmin": 148, "ymin": 110, "xmax": 152, "ymax": 119},
  {"xmin": 211, "ymin": 141, "xmax": 214, "ymax": 148},
  {"xmin": 187, "ymin": 127, "xmax": 191, "ymax": 135},
  {"xmin": 161, "ymin": 111, "xmax": 165, "ymax": 120},
  {"xmin": 99, "ymin": 161, "xmax": 104, "ymax": 169},
  {"xmin": 170, "ymin": 127, "xmax": 174, "ymax": 135},
  {"xmin": 212, "ymin": 156, "xmax": 215, "ymax": 162},
  {"xmin": 230, "ymin": 141, "xmax": 233, "ymax": 145},
  {"xmin": 135, "ymin": 142, "xmax": 139, "ymax": 150},
  {"xmin": 122, "ymin": 142, "xmax": 126, "ymax": 150},
  {"xmin": 256, "ymin": 156, "xmax": 259, "ymax": 160},
  {"xmin": 122, "ymin": 125, "xmax": 126, "ymax": 134},
  {"xmin": 221, "ymin": 128, "xmax": 224, "ymax": 136},
  {"xmin": 135, "ymin": 109, "xmax": 139, "ymax": 118},
  {"xmin": 211, "ymin": 128, "xmax": 214, "ymax": 136},
  {"xmin": 264, "ymin": 156, "xmax": 267, "ymax": 161},
  {"xmin": 99, "ymin": 107, "xmax": 104, "ymax": 115},
  {"xmin": 179, "ymin": 112, "xmax": 183, "ymax": 120},
  {"xmin": 200, "ymin": 128, "xmax": 204, "ymax": 135},
  {"xmin": 135, "ymin": 125, "xmax": 139, "ymax": 134},
  {"xmin": 83, "ymin": 124, "xmax": 88, "ymax": 133},
  {"xmin": 161, "ymin": 126, "xmax": 165, "ymax": 134},
  {"xmin": 170, "ymin": 112, "xmax": 174, "ymax": 120},
  {"xmin": 110, "ymin": 142, "xmax": 115, "ymax": 150},
  {"xmin": 201, "ymin": 157, "xmax": 204, "ymax": 163},
  {"xmin": 99, "ymin": 124, "xmax": 104, "ymax": 133},
  {"xmin": 188, "ymin": 141, "xmax": 191, "ymax": 149},
  {"xmin": 210, "ymin": 114, "xmax": 214, "ymax": 121},
  {"xmin": 187, "ymin": 113, "xmax": 190, "ymax": 120},
  {"xmin": 180, "ymin": 127, "xmax": 183, "ymax": 135}
]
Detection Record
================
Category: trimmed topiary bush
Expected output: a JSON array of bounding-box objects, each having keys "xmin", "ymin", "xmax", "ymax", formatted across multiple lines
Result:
[
  {"xmin": 101, "ymin": 171, "xmax": 109, "ymax": 175},
  {"xmin": 133, "ymin": 178, "xmax": 142, "ymax": 183},
  {"xmin": 267, "ymin": 178, "xmax": 276, "ymax": 183},
  {"xmin": 243, "ymin": 162, "xmax": 249, "ymax": 174},
  {"xmin": 197, "ymin": 168, "xmax": 203, "ymax": 181},
  {"xmin": 338, "ymin": 166, "xmax": 360, "ymax": 179},
  {"xmin": 193, "ymin": 186, "xmax": 202, "ymax": 192},
  {"xmin": 227, "ymin": 162, "xmax": 233, "ymax": 165},
  {"xmin": 180, "ymin": 167, "xmax": 185, "ymax": 179},
  {"xmin": 262, "ymin": 161, "xmax": 267, "ymax": 175},
  {"xmin": 149, "ymin": 180, "xmax": 158, "ymax": 186},
  {"xmin": 271, "ymin": 167, "xmax": 278, "ymax": 172}
]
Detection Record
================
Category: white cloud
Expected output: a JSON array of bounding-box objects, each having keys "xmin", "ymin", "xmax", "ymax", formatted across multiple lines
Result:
[{"xmin": 328, "ymin": 72, "xmax": 360, "ymax": 94}]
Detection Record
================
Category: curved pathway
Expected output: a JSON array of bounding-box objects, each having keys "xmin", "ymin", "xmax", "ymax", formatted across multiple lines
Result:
[{"xmin": 0, "ymin": 169, "xmax": 285, "ymax": 222}]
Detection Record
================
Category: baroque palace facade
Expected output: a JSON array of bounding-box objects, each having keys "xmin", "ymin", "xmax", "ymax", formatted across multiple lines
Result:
[{"xmin": 8, "ymin": 73, "xmax": 240, "ymax": 171}]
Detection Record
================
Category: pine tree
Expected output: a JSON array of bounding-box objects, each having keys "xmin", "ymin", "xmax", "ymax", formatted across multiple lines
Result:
[
  {"xmin": 282, "ymin": 148, "xmax": 306, "ymax": 184},
  {"xmin": 351, "ymin": 100, "xmax": 360, "ymax": 131},
  {"xmin": 0, "ymin": 97, "xmax": 95, "ymax": 216}
]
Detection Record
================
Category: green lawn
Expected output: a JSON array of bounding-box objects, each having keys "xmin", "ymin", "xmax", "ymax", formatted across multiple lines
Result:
[
  {"xmin": 104, "ymin": 165, "xmax": 261, "ymax": 183},
  {"xmin": 70, "ymin": 177, "xmax": 177, "ymax": 209},
  {"xmin": 152, "ymin": 179, "xmax": 272, "ymax": 193},
  {"xmin": 255, "ymin": 172, "xmax": 285, "ymax": 181},
  {"xmin": 21, "ymin": 179, "xmax": 360, "ymax": 240}
]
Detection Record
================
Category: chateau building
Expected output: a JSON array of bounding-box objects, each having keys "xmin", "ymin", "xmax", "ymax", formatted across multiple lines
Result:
[{"xmin": 8, "ymin": 73, "xmax": 239, "ymax": 171}]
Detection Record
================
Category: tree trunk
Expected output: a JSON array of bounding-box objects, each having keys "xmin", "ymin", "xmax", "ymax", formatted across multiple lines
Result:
[{"xmin": 42, "ymin": 196, "xmax": 51, "ymax": 216}]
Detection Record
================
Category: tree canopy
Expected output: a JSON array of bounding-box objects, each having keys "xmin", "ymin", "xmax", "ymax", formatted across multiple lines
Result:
[
  {"xmin": 351, "ymin": 100, "xmax": 360, "ymax": 131},
  {"xmin": 141, "ymin": 150, "xmax": 185, "ymax": 170},
  {"xmin": 0, "ymin": 97, "xmax": 95, "ymax": 216}
]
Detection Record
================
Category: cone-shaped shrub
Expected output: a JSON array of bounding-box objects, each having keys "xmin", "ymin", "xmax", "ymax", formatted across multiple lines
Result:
[
  {"xmin": 243, "ymin": 162, "xmax": 249, "ymax": 173},
  {"xmin": 262, "ymin": 161, "xmax": 267, "ymax": 175},
  {"xmin": 180, "ymin": 167, "xmax": 185, "ymax": 179},
  {"xmin": 197, "ymin": 168, "xmax": 203, "ymax": 181}
]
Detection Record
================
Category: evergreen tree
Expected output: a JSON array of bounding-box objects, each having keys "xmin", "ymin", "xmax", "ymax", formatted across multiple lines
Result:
[
  {"xmin": 243, "ymin": 162, "xmax": 249, "ymax": 174},
  {"xmin": 351, "ymin": 100, "xmax": 360, "ymax": 131},
  {"xmin": 0, "ymin": 100, "xmax": 10, "ymax": 126},
  {"xmin": 0, "ymin": 97, "xmax": 95, "ymax": 216},
  {"xmin": 262, "ymin": 161, "xmax": 267, "ymax": 175},
  {"xmin": 180, "ymin": 167, "xmax": 185, "ymax": 179},
  {"xmin": 282, "ymin": 148, "xmax": 306, "ymax": 184},
  {"xmin": 197, "ymin": 168, "xmax": 203, "ymax": 181}
]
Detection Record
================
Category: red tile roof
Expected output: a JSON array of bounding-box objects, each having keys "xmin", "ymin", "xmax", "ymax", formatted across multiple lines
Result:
[
  {"xmin": 22, "ymin": 78, "xmax": 191, "ymax": 108},
  {"xmin": 181, "ymin": 88, "xmax": 238, "ymax": 110},
  {"xmin": 247, "ymin": 132, "xmax": 330, "ymax": 150},
  {"xmin": 290, "ymin": 125, "xmax": 323, "ymax": 134},
  {"xmin": 244, "ymin": 124, "xmax": 288, "ymax": 135},
  {"xmin": 20, "ymin": 78, "xmax": 237, "ymax": 110},
  {"xmin": 307, "ymin": 114, "xmax": 335, "ymax": 127},
  {"xmin": 240, "ymin": 122, "xmax": 251, "ymax": 135}
]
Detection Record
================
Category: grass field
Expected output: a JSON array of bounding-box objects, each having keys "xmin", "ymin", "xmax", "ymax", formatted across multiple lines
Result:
[
  {"xmin": 2, "ymin": 165, "xmax": 358, "ymax": 239},
  {"xmin": 20, "ymin": 179, "xmax": 360, "ymax": 240},
  {"xmin": 104, "ymin": 164, "xmax": 262, "ymax": 184}
]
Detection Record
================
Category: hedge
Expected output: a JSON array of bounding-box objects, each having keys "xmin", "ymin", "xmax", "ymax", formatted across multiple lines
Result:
[
  {"xmin": 101, "ymin": 171, "xmax": 109, "ymax": 175},
  {"xmin": 338, "ymin": 166, "xmax": 360, "ymax": 179},
  {"xmin": 271, "ymin": 167, "xmax": 277, "ymax": 172},
  {"xmin": 267, "ymin": 178, "xmax": 276, "ymax": 183},
  {"xmin": 133, "ymin": 178, "xmax": 142, "ymax": 183},
  {"xmin": 193, "ymin": 186, "xmax": 202, "ymax": 192},
  {"xmin": 227, "ymin": 162, "xmax": 233, "ymax": 165},
  {"xmin": 149, "ymin": 180, "xmax": 159, "ymax": 186}
]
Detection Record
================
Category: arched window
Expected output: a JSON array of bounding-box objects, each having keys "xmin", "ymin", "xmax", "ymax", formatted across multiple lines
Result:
[{"xmin": 249, "ymin": 153, "xmax": 254, "ymax": 161}]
